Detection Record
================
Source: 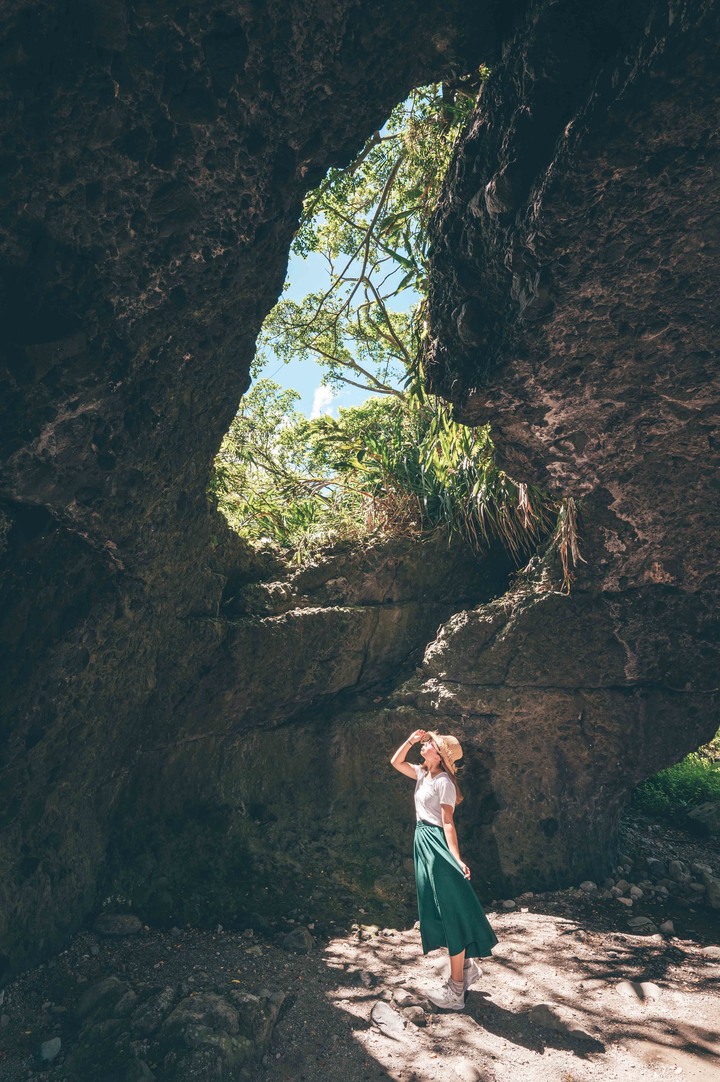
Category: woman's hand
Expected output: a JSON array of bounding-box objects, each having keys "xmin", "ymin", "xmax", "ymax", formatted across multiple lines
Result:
[
  {"xmin": 460, "ymin": 861, "xmax": 471, "ymax": 880},
  {"xmin": 390, "ymin": 730, "xmax": 426, "ymax": 777}
]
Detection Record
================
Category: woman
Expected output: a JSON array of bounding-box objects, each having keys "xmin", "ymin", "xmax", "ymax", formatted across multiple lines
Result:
[{"xmin": 390, "ymin": 728, "xmax": 498, "ymax": 1010}]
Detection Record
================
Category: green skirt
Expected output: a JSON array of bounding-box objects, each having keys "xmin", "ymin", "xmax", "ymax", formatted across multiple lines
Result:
[{"xmin": 414, "ymin": 821, "xmax": 498, "ymax": 958}]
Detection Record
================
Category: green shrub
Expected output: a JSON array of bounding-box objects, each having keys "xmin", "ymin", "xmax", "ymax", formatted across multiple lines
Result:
[{"xmin": 631, "ymin": 736, "xmax": 720, "ymax": 824}]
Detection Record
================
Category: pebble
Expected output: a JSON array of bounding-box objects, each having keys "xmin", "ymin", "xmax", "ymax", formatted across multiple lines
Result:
[
  {"xmin": 629, "ymin": 886, "xmax": 643, "ymax": 899},
  {"xmin": 39, "ymin": 1038, "xmax": 61, "ymax": 1062},
  {"xmin": 501, "ymin": 899, "xmax": 516, "ymax": 910},
  {"xmin": 617, "ymin": 897, "xmax": 633, "ymax": 907},
  {"xmin": 448, "ymin": 1057, "xmax": 483, "ymax": 1081},
  {"xmin": 281, "ymin": 928, "xmax": 313, "ymax": 953},
  {"xmin": 402, "ymin": 1005, "xmax": 426, "ymax": 1026},
  {"xmin": 371, "ymin": 1000, "xmax": 406, "ymax": 1039},
  {"xmin": 659, "ymin": 920, "xmax": 675, "ymax": 934},
  {"xmin": 580, "ymin": 881, "xmax": 598, "ymax": 893},
  {"xmin": 616, "ymin": 979, "xmax": 661, "ymax": 1002}
]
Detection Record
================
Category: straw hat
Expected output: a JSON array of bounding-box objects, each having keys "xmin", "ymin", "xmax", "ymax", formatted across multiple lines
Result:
[{"xmin": 426, "ymin": 731, "xmax": 463, "ymax": 776}]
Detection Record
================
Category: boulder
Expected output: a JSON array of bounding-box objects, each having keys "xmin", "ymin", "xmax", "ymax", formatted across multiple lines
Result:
[{"xmin": 687, "ymin": 802, "xmax": 720, "ymax": 836}]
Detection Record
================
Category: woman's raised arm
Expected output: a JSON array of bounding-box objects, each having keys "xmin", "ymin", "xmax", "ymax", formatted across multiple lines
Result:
[{"xmin": 390, "ymin": 729, "xmax": 427, "ymax": 778}]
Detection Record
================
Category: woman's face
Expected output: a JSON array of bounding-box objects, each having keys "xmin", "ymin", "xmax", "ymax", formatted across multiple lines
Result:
[{"xmin": 420, "ymin": 739, "xmax": 442, "ymax": 768}]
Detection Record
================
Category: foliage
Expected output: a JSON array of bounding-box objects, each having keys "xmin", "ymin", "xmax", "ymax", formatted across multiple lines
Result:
[
  {"xmin": 631, "ymin": 732, "xmax": 720, "ymax": 825},
  {"xmin": 213, "ymin": 379, "xmax": 553, "ymax": 559},
  {"xmin": 213, "ymin": 75, "xmax": 562, "ymax": 564},
  {"xmin": 255, "ymin": 80, "xmax": 482, "ymax": 395}
]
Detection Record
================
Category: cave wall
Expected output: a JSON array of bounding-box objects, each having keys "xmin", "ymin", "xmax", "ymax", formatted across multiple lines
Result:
[
  {"xmin": 1, "ymin": 0, "xmax": 719, "ymax": 978},
  {"xmin": 0, "ymin": 0, "xmax": 498, "ymax": 977},
  {"xmin": 415, "ymin": 0, "xmax": 720, "ymax": 887}
]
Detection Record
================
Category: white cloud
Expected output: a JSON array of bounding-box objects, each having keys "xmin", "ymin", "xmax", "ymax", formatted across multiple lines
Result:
[{"xmin": 309, "ymin": 384, "xmax": 336, "ymax": 419}]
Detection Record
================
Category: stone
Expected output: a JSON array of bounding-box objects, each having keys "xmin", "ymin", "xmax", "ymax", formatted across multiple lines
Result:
[
  {"xmin": 646, "ymin": 858, "xmax": 667, "ymax": 880},
  {"xmin": 154, "ymin": 993, "xmax": 252, "ymax": 1072},
  {"xmin": 370, "ymin": 1001, "xmax": 406, "ymax": 1039},
  {"xmin": 616, "ymin": 979, "xmax": 661, "ymax": 1002},
  {"xmin": 402, "ymin": 1005, "xmax": 426, "ymax": 1026},
  {"xmin": 615, "ymin": 879, "xmax": 630, "ymax": 894},
  {"xmin": 281, "ymin": 928, "xmax": 314, "ymax": 953},
  {"xmin": 702, "ymin": 872, "xmax": 720, "ymax": 909},
  {"xmin": 502, "ymin": 899, "xmax": 516, "ymax": 910},
  {"xmin": 76, "ymin": 977, "xmax": 134, "ymax": 1023},
  {"xmin": 130, "ymin": 986, "xmax": 179, "ymax": 1037},
  {"xmin": 627, "ymin": 916, "xmax": 657, "ymax": 932},
  {"xmin": 629, "ymin": 886, "xmax": 643, "ymax": 899},
  {"xmin": 687, "ymin": 801, "xmax": 720, "ymax": 835},
  {"xmin": 617, "ymin": 897, "xmax": 633, "ymax": 907},
  {"xmin": 39, "ymin": 1038, "xmax": 62, "ymax": 1062},
  {"xmin": 659, "ymin": 920, "xmax": 675, "ymax": 934},
  {"xmin": 448, "ymin": 1057, "xmax": 483, "ymax": 1082},
  {"xmin": 667, "ymin": 860, "xmax": 686, "ymax": 882},
  {"xmin": 93, "ymin": 914, "xmax": 143, "ymax": 937},
  {"xmin": 393, "ymin": 989, "xmax": 421, "ymax": 1008},
  {"xmin": 579, "ymin": 880, "xmax": 597, "ymax": 892}
]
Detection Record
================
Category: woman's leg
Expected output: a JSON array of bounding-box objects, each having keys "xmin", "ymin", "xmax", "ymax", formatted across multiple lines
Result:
[{"xmin": 449, "ymin": 948, "xmax": 465, "ymax": 983}]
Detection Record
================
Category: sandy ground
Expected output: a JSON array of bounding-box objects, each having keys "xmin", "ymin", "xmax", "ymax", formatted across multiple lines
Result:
[
  {"xmin": 1, "ymin": 818, "xmax": 719, "ymax": 1082},
  {"xmin": 287, "ymin": 913, "xmax": 720, "ymax": 1082}
]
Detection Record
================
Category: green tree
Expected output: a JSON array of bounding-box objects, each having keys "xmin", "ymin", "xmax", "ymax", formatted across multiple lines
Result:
[
  {"xmin": 256, "ymin": 81, "xmax": 481, "ymax": 396},
  {"xmin": 214, "ymin": 76, "xmax": 562, "ymax": 569}
]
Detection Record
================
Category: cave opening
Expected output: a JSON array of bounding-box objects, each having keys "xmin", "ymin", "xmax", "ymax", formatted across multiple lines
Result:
[
  {"xmin": 1, "ymin": 4, "xmax": 719, "ymax": 1072},
  {"xmin": 630, "ymin": 729, "xmax": 720, "ymax": 837},
  {"xmin": 209, "ymin": 77, "xmax": 554, "ymax": 573}
]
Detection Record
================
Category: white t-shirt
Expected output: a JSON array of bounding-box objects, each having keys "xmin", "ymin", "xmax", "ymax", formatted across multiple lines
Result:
[{"xmin": 413, "ymin": 764, "xmax": 456, "ymax": 826}]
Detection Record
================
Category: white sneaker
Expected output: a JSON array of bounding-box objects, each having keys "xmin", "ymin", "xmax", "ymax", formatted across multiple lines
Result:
[
  {"xmin": 427, "ymin": 980, "xmax": 465, "ymax": 1011},
  {"xmin": 463, "ymin": 960, "xmax": 482, "ymax": 991}
]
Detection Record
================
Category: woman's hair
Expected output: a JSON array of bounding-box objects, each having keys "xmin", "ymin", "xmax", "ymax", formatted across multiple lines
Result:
[{"xmin": 447, "ymin": 772, "xmax": 464, "ymax": 805}]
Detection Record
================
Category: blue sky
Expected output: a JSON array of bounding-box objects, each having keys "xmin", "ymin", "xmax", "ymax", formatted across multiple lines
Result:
[
  {"xmin": 255, "ymin": 249, "xmax": 387, "ymax": 418},
  {"xmin": 254, "ymin": 250, "xmax": 343, "ymax": 417},
  {"xmin": 255, "ymin": 248, "xmax": 417, "ymax": 418}
]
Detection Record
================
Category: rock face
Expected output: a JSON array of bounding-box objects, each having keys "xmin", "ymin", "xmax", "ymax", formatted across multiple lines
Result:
[
  {"xmin": 1, "ymin": 0, "xmax": 719, "ymax": 977},
  {"xmin": 419, "ymin": 0, "xmax": 720, "ymax": 886},
  {"xmin": 0, "ymin": 0, "xmax": 491, "ymax": 976}
]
